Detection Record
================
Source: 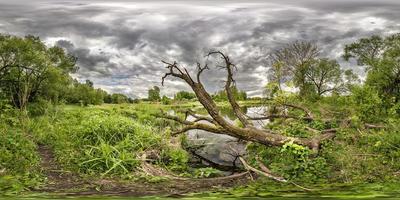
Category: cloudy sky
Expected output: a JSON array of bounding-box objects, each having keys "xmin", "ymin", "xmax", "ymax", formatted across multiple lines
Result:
[{"xmin": 0, "ymin": 0, "xmax": 399, "ymax": 98}]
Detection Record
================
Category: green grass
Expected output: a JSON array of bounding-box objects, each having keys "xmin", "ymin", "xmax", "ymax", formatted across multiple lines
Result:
[{"xmin": 0, "ymin": 98, "xmax": 399, "ymax": 195}]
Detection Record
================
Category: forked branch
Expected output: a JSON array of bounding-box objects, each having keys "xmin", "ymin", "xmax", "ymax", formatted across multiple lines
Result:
[{"xmin": 160, "ymin": 51, "xmax": 337, "ymax": 151}]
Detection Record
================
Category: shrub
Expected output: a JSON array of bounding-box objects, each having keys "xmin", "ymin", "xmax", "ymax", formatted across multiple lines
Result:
[
  {"xmin": 0, "ymin": 128, "xmax": 39, "ymax": 174},
  {"xmin": 0, "ymin": 127, "xmax": 40, "ymax": 194},
  {"xmin": 350, "ymin": 86, "xmax": 385, "ymax": 123},
  {"xmin": 160, "ymin": 147, "xmax": 189, "ymax": 172}
]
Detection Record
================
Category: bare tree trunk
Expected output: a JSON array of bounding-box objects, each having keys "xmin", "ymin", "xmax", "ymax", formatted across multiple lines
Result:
[{"xmin": 160, "ymin": 51, "xmax": 336, "ymax": 151}]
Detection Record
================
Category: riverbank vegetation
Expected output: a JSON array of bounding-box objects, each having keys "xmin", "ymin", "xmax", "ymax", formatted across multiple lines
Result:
[{"xmin": 0, "ymin": 33, "xmax": 399, "ymax": 197}]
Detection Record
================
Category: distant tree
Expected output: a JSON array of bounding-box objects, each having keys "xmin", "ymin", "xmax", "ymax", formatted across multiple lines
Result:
[
  {"xmin": 175, "ymin": 91, "xmax": 196, "ymax": 101},
  {"xmin": 268, "ymin": 41, "xmax": 320, "ymax": 96},
  {"xmin": 343, "ymin": 69, "xmax": 360, "ymax": 91},
  {"xmin": 104, "ymin": 94, "xmax": 113, "ymax": 103},
  {"xmin": 161, "ymin": 95, "xmax": 172, "ymax": 105},
  {"xmin": 304, "ymin": 58, "xmax": 346, "ymax": 96},
  {"xmin": 65, "ymin": 79, "xmax": 106, "ymax": 106},
  {"xmin": 111, "ymin": 93, "xmax": 129, "ymax": 104},
  {"xmin": 148, "ymin": 86, "xmax": 161, "ymax": 102},
  {"xmin": 85, "ymin": 80, "xmax": 94, "ymax": 88},
  {"xmin": 132, "ymin": 98, "xmax": 141, "ymax": 104},
  {"xmin": 213, "ymin": 86, "xmax": 247, "ymax": 101},
  {"xmin": 344, "ymin": 33, "xmax": 400, "ymax": 101}
]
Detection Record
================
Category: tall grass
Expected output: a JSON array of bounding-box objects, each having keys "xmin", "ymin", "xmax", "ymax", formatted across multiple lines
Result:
[{"xmin": 30, "ymin": 105, "xmax": 189, "ymax": 177}]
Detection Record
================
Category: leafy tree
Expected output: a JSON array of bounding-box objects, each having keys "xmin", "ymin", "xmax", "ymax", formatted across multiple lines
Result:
[
  {"xmin": 269, "ymin": 41, "xmax": 355, "ymax": 97},
  {"xmin": 268, "ymin": 41, "xmax": 319, "ymax": 96},
  {"xmin": 148, "ymin": 86, "xmax": 161, "ymax": 102},
  {"xmin": 304, "ymin": 58, "xmax": 346, "ymax": 96},
  {"xmin": 213, "ymin": 86, "xmax": 247, "ymax": 101},
  {"xmin": 111, "ymin": 93, "xmax": 129, "ymax": 104},
  {"xmin": 161, "ymin": 95, "xmax": 172, "ymax": 105},
  {"xmin": 174, "ymin": 91, "xmax": 196, "ymax": 101},
  {"xmin": 344, "ymin": 33, "xmax": 400, "ymax": 101},
  {"xmin": 343, "ymin": 69, "xmax": 360, "ymax": 91},
  {"xmin": 104, "ymin": 94, "xmax": 113, "ymax": 104},
  {"xmin": 0, "ymin": 34, "xmax": 76, "ymax": 110},
  {"xmin": 65, "ymin": 79, "xmax": 106, "ymax": 106}
]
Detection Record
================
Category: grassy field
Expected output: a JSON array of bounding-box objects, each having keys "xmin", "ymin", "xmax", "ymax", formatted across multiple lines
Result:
[{"xmin": 0, "ymin": 98, "xmax": 399, "ymax": 197}]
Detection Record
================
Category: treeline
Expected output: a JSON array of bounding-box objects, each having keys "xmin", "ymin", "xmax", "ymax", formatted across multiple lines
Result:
[
  {"xmin": 0, "ymin": 34, "xmax": 248, "ymax": 110},
  {"xmin": 145, "ymin": 85, "xmax": 247, "ymax": 104},
  {"xmin": 0, "ymin": 34, "xmax": 133, "ymax": 110},
  {"xmin": 1, "ymin": 33, "xmax": 399, "ymax": 112},
  {"xmin": 65, "ymin": 80, "xmax": 133, "ymax": 106}
]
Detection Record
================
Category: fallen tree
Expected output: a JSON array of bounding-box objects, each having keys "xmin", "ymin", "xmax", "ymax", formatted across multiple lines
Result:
[{"xmin": 160, "ymin": 51, "xmax": 336, "ymax": 152}]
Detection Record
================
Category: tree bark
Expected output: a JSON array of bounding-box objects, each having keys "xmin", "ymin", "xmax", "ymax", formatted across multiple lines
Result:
[{"xmin": 160, "ymin": 51, "xmax": 336, "ymax": 151}]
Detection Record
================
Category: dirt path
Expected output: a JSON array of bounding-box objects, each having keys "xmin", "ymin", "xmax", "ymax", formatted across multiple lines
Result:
[
  {"xmin": 36, "ymin": 144, "xmax": 252, "ymax": 197},
  {"xmin": 37, "ymin": 144, "xmax": 86, "ymax": 191}
]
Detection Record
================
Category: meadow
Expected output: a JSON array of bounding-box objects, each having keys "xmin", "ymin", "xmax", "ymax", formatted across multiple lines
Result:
[{"xmin": 1, "ymin": 97, "xmax": 400, "ymax": 198}]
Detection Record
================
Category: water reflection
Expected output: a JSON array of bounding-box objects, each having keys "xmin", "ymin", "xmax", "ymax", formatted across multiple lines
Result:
[{"xmin": 186, "ymin": 106, "xmax": 270, "ymax": 169}]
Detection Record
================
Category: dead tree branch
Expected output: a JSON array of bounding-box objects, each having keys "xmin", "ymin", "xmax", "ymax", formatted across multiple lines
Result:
[{"xmin": 160, "ymin": 51, "xmax": 337, "ymax": 151}]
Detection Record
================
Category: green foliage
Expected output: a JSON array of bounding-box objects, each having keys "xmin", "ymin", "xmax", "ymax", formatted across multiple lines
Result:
[
  {"xmin": 175, "ymin": 91, "xmax": 196, "ymax": 101},
  {"xmin": 27, "ymin": 98, "xmax": 52, "ymax": 117},
  {"xmin": 0, "ymin": 122, "xmax": 41, "ymax": 194},
  {"xmin": 160, "ymin": 147, "xmax": 189, "ymax": 172},
  {"xmin": 368, "ymin": 130, "xmax": 400, "ymax": 170},
  {"xmin": 304, "ymin": 58, "xmax": 345, "ymax": 96},
  {"xmin": 213, "ymin": 86, "xmax": 247, "ymax": 101},
  {"xmin": 193, "ymin": 167, "xmax": 222, "ymax": 178},
  {"xmin": 107, "ymin": 93, "xmax": 130, "ymax": 104},
  {"xmin": 344, "ymin": 33, "xmax": 400, "ymax": 102},
  {"xmin": 350, "ymin": 85, "xmax": 384, "ymax": 123},
  {"xmin": 0, "ymin": 129, "xmax": 39, "ymax": 174},
  {"xmin": 161, "ymin": 95, "xmax": 172, "ymax": 105},
  {"xmin": 37, "ymin": 108, "xmax": 163, "ymax": 175},
  {"xmin": 0, "ymin": 34, "xmax": 76, "ymax": 110},
  {"xmin": 247, "ymin": 142, "xmax": 329, "ymax": 183},
  {"xmin": 148, "ymin": 86, "xmax": 161, "ymax": 102},
  {"xmin": 65, "ymin": 79, "xmax": 106, "ymax": 106},
  {"xmin": 28, "ymin": 105, "xmax": 191, "ymax": 177},
  {"xmin": 269, "ymin": 41, "xmax": 355, "ymax": 98}
]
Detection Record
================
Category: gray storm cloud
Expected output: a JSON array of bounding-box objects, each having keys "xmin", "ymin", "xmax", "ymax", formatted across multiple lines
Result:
[{"xmin": 0, "ymin": 0, "xmax": 399, "ymax": 98}]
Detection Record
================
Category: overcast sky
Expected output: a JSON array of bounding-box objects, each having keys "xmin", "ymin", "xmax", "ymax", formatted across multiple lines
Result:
[{"xmin": 0, "ymin": 0, "xmax": 399, "ymax": 98}]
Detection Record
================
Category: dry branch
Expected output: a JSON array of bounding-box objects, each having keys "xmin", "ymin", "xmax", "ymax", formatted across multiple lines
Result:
[
  {"xmin": 238, "ymin": 157, "xmax": 287, "ymax": 182},
  {"xmin": 160, "ymin": 51, "xmax": 337, "ymax": 151}
]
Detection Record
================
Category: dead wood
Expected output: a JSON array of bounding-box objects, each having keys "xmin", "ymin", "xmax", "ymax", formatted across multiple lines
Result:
[{"xmin": 160, "ymin": 51, "xmax": 337, "ymax": 151}]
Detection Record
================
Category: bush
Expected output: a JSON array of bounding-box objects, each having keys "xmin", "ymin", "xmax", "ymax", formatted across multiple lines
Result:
[
  {"xmin": 350, "ymin": 86, "xmax": 385, "ymax": 123},
  {"xmin": 27, "ymin": 98, "xmax": 51, "ymax": 117},
  {"xmin": 160, "ymin": 147, "xmax": 189, "ymax": 172},
  {"xmin": 0, "ymin": 129, "xmax": 39, "ymax": 174},
  {"xmin": 247, "ymin": 142, "xmax": 330, "ymax": 183},
  {"xmin": 0, "ymin": 127, "xmax": 40, "ymax": 194}
]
